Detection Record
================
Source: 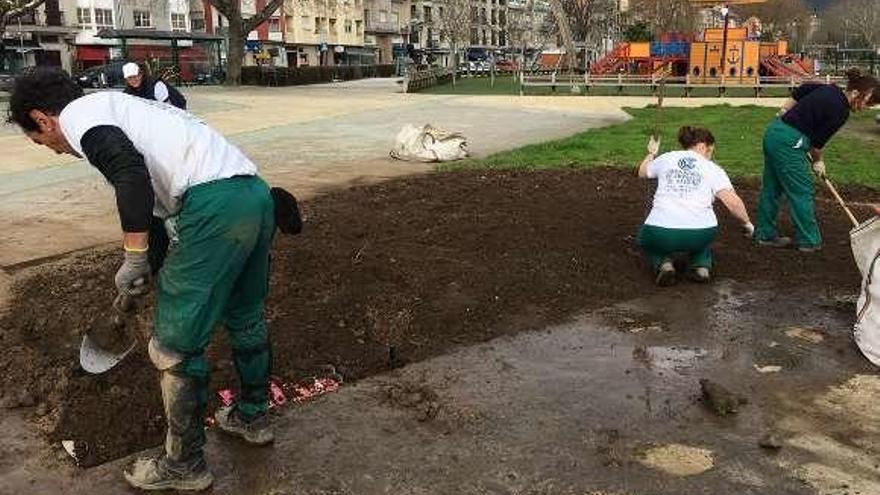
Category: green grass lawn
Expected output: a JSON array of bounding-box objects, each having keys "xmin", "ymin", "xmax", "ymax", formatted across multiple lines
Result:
[
  {"xmin": 444, "ymin": 105, "xmax": 880, "ymax": 187},
  {"xmin": 417, "ymin": 76, "xmax": 793, "ymax": 98}
]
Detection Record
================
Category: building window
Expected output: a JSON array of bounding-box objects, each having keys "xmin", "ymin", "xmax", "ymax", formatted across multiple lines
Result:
[
  {"xmin": 76, "ymin": 7, "xmax": 91, "ymax": 27},
  {"xmin": 344, "ymin": 20, "xmax": 352, "ymax": 33},
  {"xmin": 329, "ymin": 17, "xmax": 337, "ymax": 33},
  {"xmin": 191, "ymin": 14, "xmax": 205, "ymax": 31},
  {"xmin": 355, "ymin": 19, "xmax": 362, "ymax": 33},
  {"xmin": 171, "ymin": 13, "xmax": 187, "ymax": 31},
  {"xmin": 268, "ymin": 17, "xmax": 281, "ymax": 32},
  {"xmin": 301, "ymin": 16, "xmax": 310, "ymax": 28},
  {"xmin": 314, "ymin": 16, "xmax": 321, "ymax": 33},
  {"xmin": 133, "ymin": 10, "xmax": 151, "ymax": 28},
  {"xmin": 379, "ymin": 10, "xmax": 387, "ymax": 22},
  {"xmin": 94, "ymin": 8, "xmax": 112, "ymax": 28},
  {"xmin": 390, "ymin": 11, "xmax": 398, "ymax": 26},
  {"xmin": 423, "ymin": 6, "xmax": 431, "ymax": 22}
]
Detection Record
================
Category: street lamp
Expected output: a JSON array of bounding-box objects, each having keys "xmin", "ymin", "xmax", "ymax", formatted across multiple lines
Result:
[{"xmin": 720, "ymin": 5, "xmax": 730, "ymax": 80}]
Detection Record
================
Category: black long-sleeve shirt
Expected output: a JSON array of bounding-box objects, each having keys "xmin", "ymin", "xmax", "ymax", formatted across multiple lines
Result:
[
  {"xmin": 781, "ymin": 83, "xmax": 850, "ymax": 150},
  {"xmin": 80, "ymin": 126, "xmax": 154, "ymax": 232}
]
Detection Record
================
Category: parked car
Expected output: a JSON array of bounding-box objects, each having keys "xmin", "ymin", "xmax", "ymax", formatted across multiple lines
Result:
[
  {"xmin": 75, "ymin": 61, "xmax": 126, "ymax": 88},
  {"xmin": 495, "ymin": 60, "xmax": 519, "ymax": 73},
  {"xmin": 0, "ymin": 72, "xmax": 14, "ymax": 92}
]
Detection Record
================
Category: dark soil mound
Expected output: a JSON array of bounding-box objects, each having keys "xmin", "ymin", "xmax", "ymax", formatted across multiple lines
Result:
[{"xmin": 0, "ymin": 167, "xmax": 869, "ymax": 466}]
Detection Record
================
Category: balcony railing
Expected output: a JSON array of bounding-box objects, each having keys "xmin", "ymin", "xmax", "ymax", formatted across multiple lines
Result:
[{"xmin": 364, "ymin": 19, "xmax": 405, "ymax": 34}]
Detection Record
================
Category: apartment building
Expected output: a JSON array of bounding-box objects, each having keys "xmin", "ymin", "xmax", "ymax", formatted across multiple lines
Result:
[
  {"xmin": 68, "ymin": 0, "xmax": 192, "ymax": 69},
  {"xmin": 408, "ymin": 0, "xmax": 509, "ymax": 66},
  {"xmin": 190, "ymin": 0, "xmax": 368, "ymax": 68},
  {"xmin": 1, "ymin": 0, "xmax": 78, "ymax": 72},
  {"xmin": 363, "ymin": 0, "xmax": 409, "ymax": 64},
  {"xmin": 282, "ymin": 0, "xmax": 368, "ymax": 66}
]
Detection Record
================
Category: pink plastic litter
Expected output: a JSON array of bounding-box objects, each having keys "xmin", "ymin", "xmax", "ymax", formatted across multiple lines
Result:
[
  {"xmin": 268, "ymin": 377, "xmax": 286, "ymax": 408},
  {"xmin": 218, "ymin": 389, "xmax": 235, "ymax": 407},
  {"xmin": 210, "ymin": 375, "xmax": 340, "ymax": 425}
]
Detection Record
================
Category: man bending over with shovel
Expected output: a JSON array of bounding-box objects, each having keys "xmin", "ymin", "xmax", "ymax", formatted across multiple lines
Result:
[
  {"xmin": 7, "ymin": 67, "xmax": 274, "ymax": 491},
  {"xmin": 637, "ymin": 126, "xmax": 753, "ymax": 286},
  {"xmin": 755, "ymin": 69, "xmax": 878, "ymax": 252}
]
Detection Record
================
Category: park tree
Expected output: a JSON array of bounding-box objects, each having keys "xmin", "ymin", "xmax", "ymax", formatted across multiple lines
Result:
[
  {"xmin": 622, "ymin": 20, "xmax": 653, "ymax": 42},
  {"xmin": 821, "ymin": 0, "xmax": 880, "ymax": 48},
  {"xmin": 628, "ymin": 0, "xmax": 697, "ymax": 36},
  {"xmin": 205, "ymin": 0, "xmax": 285, "ymax": 85},
  {"xmin": 435, "ymin": 0, "xmax": 470, "ymax": 85},
  {"xmin": 734, "ymin": 0, "xmax": 813, "ymax": 50},
  {"xmin": 558, "ymin": 0, "xmax": 618, "ymax": 44},
  {"xmin": 540, "ymin": 0, "xmax": 617, "ymax": 70},
  {"xmin": 506, "ymin": 0, "xmax": 536, "ymax": 68},
  {"xmin": 0, "ymin": 0, "xmax": 46, "ymax": 71}
]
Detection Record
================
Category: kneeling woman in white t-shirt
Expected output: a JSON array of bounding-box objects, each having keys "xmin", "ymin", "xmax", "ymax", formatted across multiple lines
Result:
[{"xmin": 637, "ymin": 126, "xmax": 754, "ymax": 286}]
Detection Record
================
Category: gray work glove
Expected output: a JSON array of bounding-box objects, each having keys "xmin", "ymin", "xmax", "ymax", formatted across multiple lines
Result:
[
  {"xmin": 812, "ymin": 160, "xmax": 826, "ymax": 178},
  {"xmin": 647, "ymin": 135, "xmax": 661, "ymax": 156},
  {"xmin": 115, "ymin": 250, "xmax": 151, "ymax": 296}
]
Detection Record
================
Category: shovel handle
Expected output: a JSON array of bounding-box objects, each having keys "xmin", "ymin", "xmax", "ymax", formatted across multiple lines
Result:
[{"xmin": 823, "ymin": 177, "xmax": 859, "ymax": 228}]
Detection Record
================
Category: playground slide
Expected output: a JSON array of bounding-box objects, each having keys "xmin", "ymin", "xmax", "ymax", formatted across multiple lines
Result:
[{"xmin": 761, "ymin": 56, "xmax": 810, "ymax": 80}]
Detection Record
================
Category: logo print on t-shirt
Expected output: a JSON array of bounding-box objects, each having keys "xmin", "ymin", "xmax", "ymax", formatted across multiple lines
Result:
[
  {"xmin": 664, "ymin": 157, "xmax": 703, "ymax": 196},
  {"xmin": 678, "ymin": 157, "xmax": 697, "ymax": 170}
]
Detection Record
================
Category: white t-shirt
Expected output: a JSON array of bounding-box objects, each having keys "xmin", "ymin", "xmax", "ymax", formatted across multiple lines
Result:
[
  {"xmin": 644, "ymin": 150, "xmax": 734, "ymax": 229},
  {"xmin": 59, "ymin": 92, "xmax": 257, "ymax": 218},
  {"xmin": 153, "ymin": 80, "xmax": 169, "ymax": 103}
]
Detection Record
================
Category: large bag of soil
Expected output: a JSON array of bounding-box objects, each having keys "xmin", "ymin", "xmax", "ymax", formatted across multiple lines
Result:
[
  {"xmin": 851, "ymin": 217, "xmax": 880, "ymax": 366},
  {"xmin": 390, "ymin": 124, "xmax": 469, "ymax": 163}
]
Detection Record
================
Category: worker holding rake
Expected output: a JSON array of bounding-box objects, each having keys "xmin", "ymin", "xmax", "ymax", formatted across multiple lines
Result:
[
  {"xmin": 755, "ymin": 69, "xmax": 878, "ymax": 252},
  {"xmin": 637, "ymin": 126, "xmax": 753, "ymax": 286},
  {"xmin": 7, "ymin": 67, "xmax": 276, "ymax": 491}
]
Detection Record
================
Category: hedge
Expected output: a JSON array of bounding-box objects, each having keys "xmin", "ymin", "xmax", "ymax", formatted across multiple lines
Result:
[{"xmin": 241, "ymin": 64, "xmax": 397, "ymax": 86}]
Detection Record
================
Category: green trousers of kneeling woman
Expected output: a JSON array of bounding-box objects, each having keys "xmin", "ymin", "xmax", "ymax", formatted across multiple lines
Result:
[{"xmin": 637, "ymin": 224, "xmax": 719, "ymax": 270}]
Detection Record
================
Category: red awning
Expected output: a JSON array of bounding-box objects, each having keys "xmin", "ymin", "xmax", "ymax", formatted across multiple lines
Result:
[{"xmin": 76, "ymin": 45, "xmax": 109, "ymax": 61}]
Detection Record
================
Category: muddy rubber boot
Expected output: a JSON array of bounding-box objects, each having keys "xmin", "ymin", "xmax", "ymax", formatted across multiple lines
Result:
[
  {"xmin": 757, "ymin": 236, "xmax": 792, "ymax": 248},
  {"xmin": 124, "ymin": 454, "xmax": 213, "ymax": 491},
  {"xmin": 126, "ymin": 370, "xmax": 212, "ymax": 491},
  {"xmin": 689, "ymin": 267, "xmax": 711, "ymax": 283},
  {"xmin": 655, "ymin": 260, "xmax": 676, "ymax": 287},
  {"xmin": 215, "ymin": 405, "xmax": 275, "ymax": 445}
]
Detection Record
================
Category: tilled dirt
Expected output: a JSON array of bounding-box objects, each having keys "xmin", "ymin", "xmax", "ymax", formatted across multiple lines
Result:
[{"xmin": 0, "ymin": 167, "xmax": 871, "ymax": 466}]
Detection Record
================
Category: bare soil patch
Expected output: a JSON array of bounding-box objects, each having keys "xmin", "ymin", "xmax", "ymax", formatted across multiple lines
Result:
[{"xmin": 0, "ymin": 167, "xmax": 869, "ymax": 466}]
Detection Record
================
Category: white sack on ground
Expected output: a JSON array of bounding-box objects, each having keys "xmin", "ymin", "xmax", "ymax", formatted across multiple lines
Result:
[
  {"xmin": 851, "ymin": 217, "xmax": 880, "ymax": 366},
  {"xmin": 390, "ymin": 124, "xmax": 469, "ymax": 163}
]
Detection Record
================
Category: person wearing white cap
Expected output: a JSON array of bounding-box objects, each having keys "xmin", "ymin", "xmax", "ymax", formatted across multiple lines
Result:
[{"xmin": 123, "ymin": 62, "xmax": 187, "ymax": 109}]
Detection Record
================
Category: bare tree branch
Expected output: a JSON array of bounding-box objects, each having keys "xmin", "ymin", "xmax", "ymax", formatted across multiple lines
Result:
[
  {"xmin": 243, "ymin": 0, "xmax": 285, "ymax": 34},
  {"xmin": 1, "ymin": 0, "xmax": 47, "ymax": 29}
]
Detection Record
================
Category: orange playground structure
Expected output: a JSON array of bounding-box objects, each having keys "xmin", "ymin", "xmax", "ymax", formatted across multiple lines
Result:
[{"xmin": 591, "ymin": 28, "xmax": 813, "ymax": 84}]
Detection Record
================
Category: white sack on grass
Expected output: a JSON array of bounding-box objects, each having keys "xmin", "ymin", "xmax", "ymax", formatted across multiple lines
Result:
[
  {"xmin": 390, "ymin": 124, "xmax": 469, "ymax": 163},
  {"xmin": 851, "ymin": 217, "xmax": 880, "ymax": 366}
]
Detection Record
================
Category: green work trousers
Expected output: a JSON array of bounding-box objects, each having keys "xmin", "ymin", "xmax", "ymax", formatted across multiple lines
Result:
[
  {"xmin": 755, "ymin": 119, "xmax": 821, "ymax": 248},
  {"xmin": 637, "ymin": 224, "xmax": 718, "ymax": 270},
  {"xmin": 154, "ymin": 175, "xmax": 275, "ymax": 421}
]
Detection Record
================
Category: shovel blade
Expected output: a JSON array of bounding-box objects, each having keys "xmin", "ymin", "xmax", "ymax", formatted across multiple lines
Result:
[{"xmin": 79, "ymin": 334, "xmax": 137, "ymax": 374}]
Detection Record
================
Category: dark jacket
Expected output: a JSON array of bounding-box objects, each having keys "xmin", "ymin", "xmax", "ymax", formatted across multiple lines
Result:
[{"xmin": 124, "ymin": 75, "xmax": 187, "ymax": 110}]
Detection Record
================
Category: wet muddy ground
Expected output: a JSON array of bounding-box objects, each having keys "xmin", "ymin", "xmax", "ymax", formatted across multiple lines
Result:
[{"xmin": 1, "ymin": 167, "xmax": 878, "ymax": 494}]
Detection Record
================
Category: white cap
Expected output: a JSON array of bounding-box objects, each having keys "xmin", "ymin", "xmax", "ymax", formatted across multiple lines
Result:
[{"xmin": 122, "ymin": 62, "xmax": 140, "ymax": 78}]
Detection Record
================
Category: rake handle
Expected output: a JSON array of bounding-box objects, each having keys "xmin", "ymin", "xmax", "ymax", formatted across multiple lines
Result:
[{"xmin": 823, "ymin": 177, "xmax": 859, "ymax": 228}]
